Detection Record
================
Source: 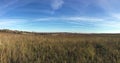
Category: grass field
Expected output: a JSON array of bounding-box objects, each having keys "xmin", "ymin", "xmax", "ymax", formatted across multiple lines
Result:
[{"xmin": 0, "ymin": 31, "xmax": 120, "ymax": 63}]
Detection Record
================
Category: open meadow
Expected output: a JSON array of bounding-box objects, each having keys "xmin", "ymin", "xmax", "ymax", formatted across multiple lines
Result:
[{"xmin": 0, "ymin": 31, "xmax": 120, "ymax": 63}]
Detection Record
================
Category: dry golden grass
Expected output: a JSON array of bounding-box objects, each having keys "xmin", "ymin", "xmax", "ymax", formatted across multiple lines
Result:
[{"xmin": 0, "ymin": 32, "xmax": 120, "ymax": 63}]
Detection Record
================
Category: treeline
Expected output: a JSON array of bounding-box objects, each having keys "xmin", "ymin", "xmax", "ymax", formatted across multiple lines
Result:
[
  {"xmin": 0, "ymin": 29, "xmax": 31, "ymax": 34},
  {"xmin": 1, "ymin": 29, "xmax": 120, "ymax": 37}
]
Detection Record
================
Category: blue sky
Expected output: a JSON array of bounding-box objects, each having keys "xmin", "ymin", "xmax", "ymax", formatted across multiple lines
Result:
[{"xmin": 0, "ymin": 0, "xmax": 120, "ymax": 33}]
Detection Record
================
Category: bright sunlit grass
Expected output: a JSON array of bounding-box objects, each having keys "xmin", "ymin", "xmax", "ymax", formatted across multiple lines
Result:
[{"xmin": 0, "ymin": 31, "xmax": 119, "ymax": 63}]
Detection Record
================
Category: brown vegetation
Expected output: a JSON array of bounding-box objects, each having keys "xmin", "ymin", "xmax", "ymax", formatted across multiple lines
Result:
[{"xmin": 0, "ymin": 30, "xmax": 120, "ymax": 63}]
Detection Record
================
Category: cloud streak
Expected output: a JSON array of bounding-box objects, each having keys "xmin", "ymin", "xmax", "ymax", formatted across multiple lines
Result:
[
  {"xmin": 0, "ymin": 19, "xmax": 27, "ymax": 26},
  {"xmin": 1, "ymin": 16, "xmax": 120, "ymax": 29},
  {"xmin": 1, "ymin": 16, "xmax": 120, "ymax": 33},
  {"xmin": 97, "ymin": 0, "xmax": 120, "ymax": 19},
  {"xmin": 35, "ymin": 16, "xmax": 120, "ymax": 29},
  {"xmin": 35, "ymin": 16, "xmax": 105, "ymax": 23},
  {"xmin": 0, "ymin": 0, "xmax": 34, "ymax": 16},
  {"xmin": 51, "ymin": 0, "xmax": 64, "ymax": 10}
]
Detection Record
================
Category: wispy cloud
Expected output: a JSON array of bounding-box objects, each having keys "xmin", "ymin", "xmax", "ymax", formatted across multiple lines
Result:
[
  {"xmin": 97, "ymin": 0, "xmax": 120, "ymax": 19},
  {"xmin": 0, "ymin": 0, "xmax": 18, "ymax": 10},
  {"xmin": 35, "ymin": 17, "xmax": 56, "ymax": 21},
  {"xmin": 65, "ymin": 0, "xmax": 93, "ymax": 12},
  {"xmin": 51, "ymin": 0, "xmax": 64, "ymax": 10},
  {"xmin": 0, "ymin": 0, "xmax": 34, "ymax": 16},
  {"xmin": 0, "ymin": 19, "xmax": 27, "ymax": 26},
  {"xmin": 35, "ymin": 16, "xmax": 120, "ymax": 29},
  {"xmin": 111, "ymin": 13, "xmax": 120, "ymax": 19},
  {"xmin": 1, "ymin": 16, "xmax": 120, "ymax": 33},
  {"xmin": 0, "ymin": 0, "xmax": 65, "ymax": 16},
  {"xmin": 98, "ymin": 20, "xmax": 120, "ymax": 28},
  {"xmin": 64, "ymin": 17, "xmax": 104, "ymax": 22},
  {"xmin": 36, "ymin": 16, "xmax": 104, "ymax": 22},
  {"xmin": 68, "ymin": 17, "xmax": 120, "ymax": 28}
]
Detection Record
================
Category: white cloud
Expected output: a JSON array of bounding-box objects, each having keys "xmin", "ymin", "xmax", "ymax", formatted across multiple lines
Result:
[
  {"xmin": 97, "ymin": 0, "xmax": 120, "ymax": 19},
  {"xmin": 35, "ymin": 17, "xmax": 56, "ymax": 21},
  {"xmin": 111, "ymin": 13, "xmax": 120, "ymax": 19},
  {"xmin": 36, "ymin": 16, "xmax": 105, "ymax": 22},
  {"xmin": 1, "ymin": 16, "xmax": 120, "ymax": 31},
  {"xmin": 0, "ymin": 0, "xmax": 18, "ymax": 10},
  {"xmin": 35, "ymin": 16, "xmax": 120, "ymax": 29},
  {"xmin": 51, "ymin": 0, "xmax": 64, "ymax": 10},
  {"xmin": 98, "ymin": 20, "xmax": 120, "ymax": 28},
  {"xmin": 0, "ymin": 0, "xmax": 34, "ymax": 16},
  {"xmin": 64, "ymin": 17, "xmax": 104, "ymax": 22},
  {"xmin": 0, "ymin": 19, "xmax": 27, "ymax": 26}
]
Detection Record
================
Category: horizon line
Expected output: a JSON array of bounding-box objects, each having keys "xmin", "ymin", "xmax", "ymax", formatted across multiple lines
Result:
[{"xmin": 1, "ymin": 29, "xmax": 120, "ymax": 34}]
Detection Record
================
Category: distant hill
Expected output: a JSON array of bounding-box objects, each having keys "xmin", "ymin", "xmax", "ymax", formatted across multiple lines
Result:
[
  {"xmin": 0, "ymin": 29, "xmax": 120, "ymax": 36},
  {"xmin": 0, "ymin": 29, "xmax": 72, "ymax": 35},
  {"xmin": 0, "ymin": 29, "xmax": 31, "ymax": 34}
]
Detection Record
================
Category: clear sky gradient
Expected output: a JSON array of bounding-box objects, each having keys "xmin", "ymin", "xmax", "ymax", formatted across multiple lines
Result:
[{"xmin": 0, "ymin": 0, "xmax": 120, "ymax": 33}]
